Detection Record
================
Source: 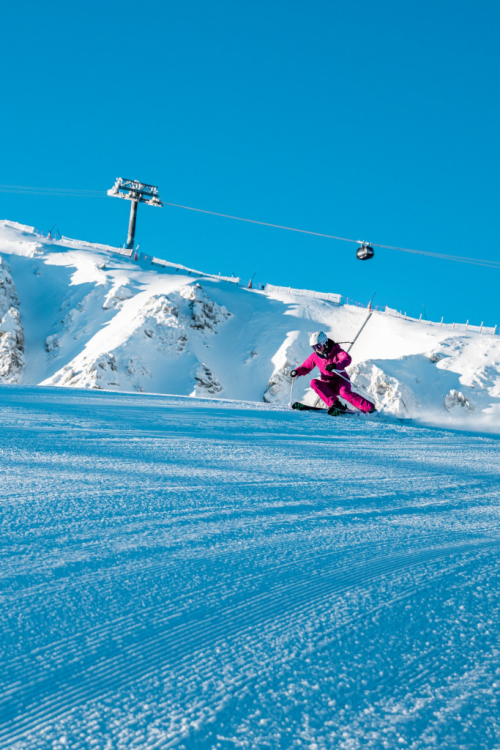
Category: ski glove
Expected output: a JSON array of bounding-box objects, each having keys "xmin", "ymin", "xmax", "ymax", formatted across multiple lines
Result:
[
  {"xmin": 325, "ymin": 363, "xmax": 337, "ymax": 372},
  {"xmin": 290, "ymin": 369, "xmax": 298, "ymax": 378}
]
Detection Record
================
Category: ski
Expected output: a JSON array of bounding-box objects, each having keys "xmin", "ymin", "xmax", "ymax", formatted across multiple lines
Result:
[
  {"xmin": 291, "ymin": 401, "xmax": 360, "ymax": 416},
  {"xmin": 292, "ymin": 402, "xmax": 326, "ymax": 412}
]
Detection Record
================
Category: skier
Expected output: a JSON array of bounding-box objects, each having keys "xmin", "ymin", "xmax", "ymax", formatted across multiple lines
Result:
[{"xmin": 291, "ymin": 331, "xmax": 376, "ymax": 415}]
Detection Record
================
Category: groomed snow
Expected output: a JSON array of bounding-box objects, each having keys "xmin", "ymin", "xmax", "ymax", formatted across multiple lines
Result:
[{"xmin": 1, "ymin": 386, "xmax": 499, "ymax": 749}]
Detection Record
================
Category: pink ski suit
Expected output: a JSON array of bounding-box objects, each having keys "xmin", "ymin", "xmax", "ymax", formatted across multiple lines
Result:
[{"xmin": 295, "ymin": 340, "xmax": 375, "ymax": 413}]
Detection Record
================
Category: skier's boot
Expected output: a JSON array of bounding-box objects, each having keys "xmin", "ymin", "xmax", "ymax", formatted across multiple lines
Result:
[
  {"xmin": 367, "ymin": 405, "xmax": 377, "ymax": 414},
  {"xmin": 327, "ymin": 400, "xmax": 348, "ymax": 417}
]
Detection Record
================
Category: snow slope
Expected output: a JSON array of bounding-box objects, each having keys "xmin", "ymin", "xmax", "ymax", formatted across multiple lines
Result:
[
  {"xmin": 1, "ymin": 220, "xmax": 500, "ymax": 431},
  {"xmin": 1, "ymin": 385, "xmax": 500, "ymax": 749}
]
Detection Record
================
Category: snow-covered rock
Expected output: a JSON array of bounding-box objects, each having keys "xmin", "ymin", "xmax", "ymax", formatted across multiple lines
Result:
[
  {"xmin": 193, "ymin": 363, "xmax": 223, "ymax": 395},
  {"xmin": 43, "ymin": 285, "xmax": 231, "ymax": 393},
  {"xmin": 445, "ymin": 389, "xmax": 473, "ymax": 413},
  {"xmin": 0, "ymin": 256, "xmax": 24, "ymax": 383},
  {"xmin": 51, "ymin": 352, "xmax": 120, "ymax": 390},
  {"xmin": 178, "ymin": 283, "xmax": 231, "ymax": 332},
  {"xmin": 350, "ymin": 361, "xmax": 419, "ymax": 418},
  {"xmin": 263, "ymin": 331, "xmax": 307, "ymax": 404},
  {"xmin": 0, "ymin": 307, "xmax": 25, "ymax": 383},
  {"xmin": 103, "ymin": 283, "xmax": 133, "ymax": 309}
]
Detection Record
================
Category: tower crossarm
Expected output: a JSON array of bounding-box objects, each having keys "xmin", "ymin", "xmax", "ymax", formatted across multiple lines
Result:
[{"xmin": 107, "ymin": 177, "xmax": 162, "ymax": 206}]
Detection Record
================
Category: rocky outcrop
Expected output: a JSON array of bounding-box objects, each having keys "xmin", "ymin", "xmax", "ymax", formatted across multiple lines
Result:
[
  {"xmin": 0, "ymin": 256, "xmax": 24, "ymax": 383},
  {"xmin": 103, "ymin": 284, "xmax": 133, "ymax": 310},
  {"xmin": 263, "ymin": 331, "xmax": 308, "ymax": 405},
  {"xmin": 194, "ymin": 363, "xmax": 223, "ymax": 395},
  {"xmin": 445, "ymin": 389, "xmax": 473, "ymax": 413},
  {"xmin": 50, "ymin": 353, "xmax": 120, "ymax": 390},
  {"xmin": 44, "ymin": 284, "xmax": 231, "ymax": 394},
  {"xmin": 263, "ymin": 364, "xmax": 296, "ymax": 404},
  {"xmin": 178, "ymin": 284, "xmax": 231, "ymax": 332},
  {"xmin": 137, "ymin": 294, "xmax": 186, "ymax": 354},
  {"xmin": 350, "ymin": 362, "xmax": 418, "ymax": 418}
]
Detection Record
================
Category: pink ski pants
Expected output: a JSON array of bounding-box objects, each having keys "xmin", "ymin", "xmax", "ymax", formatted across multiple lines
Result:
[{"xmin": 310, "ymin": 376, "xmax": 374, "ymax": 413}]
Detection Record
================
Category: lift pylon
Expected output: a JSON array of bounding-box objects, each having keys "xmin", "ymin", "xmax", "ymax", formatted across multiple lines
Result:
[{"xmin": 107, "ymin": 178, "xmax": 162, "ymax": 249}]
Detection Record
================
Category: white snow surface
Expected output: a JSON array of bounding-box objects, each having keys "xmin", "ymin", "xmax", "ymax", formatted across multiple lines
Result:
[
  {"xmin": 1, "ymin": 220, "xmax": 500, "ymax": 432},
  {"xmin": 1, "ymin": 385, "xmax": 500, "ymax": 749}
]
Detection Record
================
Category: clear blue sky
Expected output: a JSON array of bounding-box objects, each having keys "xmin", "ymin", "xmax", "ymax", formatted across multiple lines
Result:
[{"xmin": 2, "ymin": 0, "xmax": 499, "ymax": 326}]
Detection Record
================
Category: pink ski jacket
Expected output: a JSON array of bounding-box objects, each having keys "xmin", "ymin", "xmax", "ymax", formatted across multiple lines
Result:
[{"xmin": 295, "ymin": 341, "xmax": 352, "ymax": 381}]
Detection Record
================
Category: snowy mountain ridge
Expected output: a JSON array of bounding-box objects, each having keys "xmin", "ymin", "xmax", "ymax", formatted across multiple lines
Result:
[{"xmin": 1, "ymin": 219, "xmax": 500, "ymax": 431}]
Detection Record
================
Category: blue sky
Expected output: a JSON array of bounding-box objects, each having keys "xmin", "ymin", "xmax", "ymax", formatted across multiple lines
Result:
[{"xmin": 2, "ymin": 0, "xmax": 499, "ymax": 326}]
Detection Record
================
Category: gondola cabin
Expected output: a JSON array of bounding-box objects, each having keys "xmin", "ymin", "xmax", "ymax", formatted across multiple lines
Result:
[{"xmin": 356, "ymin": 243, "xmax": 375, "ymax": 261}]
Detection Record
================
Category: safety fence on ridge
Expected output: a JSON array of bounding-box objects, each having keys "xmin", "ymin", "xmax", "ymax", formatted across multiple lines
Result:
[
  {"xmin": 384, "ymin": 307, "xmax": 497, "ymax": 335},
  {"xmin": 265, "ymin": 283, "xmax": 497, "ymax": 336},
  {"xmin": 60, "ymin": 237, "xmax": 134, "ymax": 257},
  {"xmin": 265, "ymin": 283, "xmax": 342, "ymax": 304},
  {"xmin": 2, "ymin": 220, "xmax": 36, "ymax": 234},
  {"xmin": 1, "ymin": 220, "xmax": 135, "ymax": 257},
  {"xmin": 149, "ymin": 256, "xmax": 239, "ymax": 284}
]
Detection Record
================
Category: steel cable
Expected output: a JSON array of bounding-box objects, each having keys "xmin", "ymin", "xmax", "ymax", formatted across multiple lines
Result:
[{"xmin": 1, "ymin": 183, "xmax": 499, "ymax": 269}]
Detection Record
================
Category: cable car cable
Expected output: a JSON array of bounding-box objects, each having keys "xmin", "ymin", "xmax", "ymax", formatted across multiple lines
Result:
[
  {"xmin": 160, "ymin": 201, "xmax": 500, "ymax": 269},
  {"xmin": 1, "ymin": 183, "xmax": 499, "ymax": 270}
]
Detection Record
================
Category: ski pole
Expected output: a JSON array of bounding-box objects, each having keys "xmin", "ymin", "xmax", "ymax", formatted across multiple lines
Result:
[
  {"xmin": 327, "ymin": 367, "xmax": 374, "ymax": 401},
  {"xmin": 289, "ymin": 376, "xmax": 295, "ymax": 407},
  {"xmin": 347, "ymin": 311, "xmax": 372, "ymax": 354},
  {"xmin": 346, "ymin": 292, "xmax": 376, "ymax": 354},
  {"xmin": 311, "ymin": 366, "xmax": 373, "ymax": 407}
]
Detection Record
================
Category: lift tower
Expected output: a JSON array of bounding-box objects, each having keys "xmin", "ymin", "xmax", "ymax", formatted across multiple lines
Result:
[{"xmin": 107, "ymin": 178, "xmax": 162, "ymax": 249}]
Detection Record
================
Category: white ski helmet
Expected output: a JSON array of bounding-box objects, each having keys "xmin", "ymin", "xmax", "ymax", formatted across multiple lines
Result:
[{"xmin": 309, "ymin": 331, "xmax": 328, "ymax": 347}]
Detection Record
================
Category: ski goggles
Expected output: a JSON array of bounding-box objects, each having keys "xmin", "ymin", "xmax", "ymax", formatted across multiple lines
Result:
[{"xmin": 312, "ymin": 342, "xmax": 326, "ymax": 351}]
